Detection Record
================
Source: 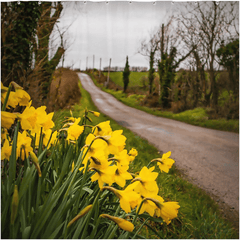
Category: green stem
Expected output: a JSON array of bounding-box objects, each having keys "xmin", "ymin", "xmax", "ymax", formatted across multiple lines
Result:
[
  {"xmin": 82, "ymin": 189, "xmax": 101, "ymax": 238},
  {"xmin": 125, "ymin": 199, "xmax": 145, "ymax": 239},
  {"xmin": 132, "ymin": 217, "xmax": 150, "ymax": 239},
  {"xmin": 2, "ymin": 83, "xmax": 12, "ymax": 111}
]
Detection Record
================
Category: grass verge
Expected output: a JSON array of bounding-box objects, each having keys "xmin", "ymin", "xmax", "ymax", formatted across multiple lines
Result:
[
  {"xmin": 52, "ymin": 80, "xmax": 238, "ymax": 239},
  {"xmin": 91, "ymin": 73, "xmax": 238, "ymax": 133}
]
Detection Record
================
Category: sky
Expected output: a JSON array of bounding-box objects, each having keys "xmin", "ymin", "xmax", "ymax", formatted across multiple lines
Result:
[{"xmin": 54, "ymin": 1, "xmax": 176, "ymax": 70}]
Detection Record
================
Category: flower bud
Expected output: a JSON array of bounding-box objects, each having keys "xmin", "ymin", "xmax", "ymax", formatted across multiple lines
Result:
[
  {"xmin": 11, "ymin": 185, "xmax": 19, "ymax": 224},
  {"xmin": 67, "ymin": 205, "xmax": 93, "ymax": 228},
  {"xmin": 100, "ymin": 214, "xmax": 134, "ymax": 232},
  {"xmin": 29, "ymin": 151, "xmax": 42, "ymax": 177}
]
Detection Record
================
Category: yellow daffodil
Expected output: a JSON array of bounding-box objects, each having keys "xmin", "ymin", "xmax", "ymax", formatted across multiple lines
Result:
[
  {"xmin": 1, "ymin": 91, "xmax": 18, "ymax": 109},
  {"xmin": 151, "ymin": 151, "xmax": 175, "ymax": 173},
  {"xmin": 145, "ymin": 197, "xmax": 180, "ymax": 224},
  {"xmin": 100, "ymin": 214, "xmax": 134, "ymax": 232},
  {"xmin": 17, "ymin": 131, "xmax": 33, "ymax": 160},
  {"xmin": 102, "ymin": 186, "xmax": 140, "ymax": 213},
  {"xmin": 18, "ymin": 105, "xmax": 38, "ymax": 131},
  {"xmin": 66, "ymin": 118, "xmax": 84, "ymax": 142},
  {"xmin": 90, "ymin": 165, "xmax": 117, "ymax": 189},
  {"xmin": 1, "ymin": 111, "xmax": 17, "ymax": 129},
  {"xmin": 111, "ymin": 149, "xmax": 131, "ymax": 167},
  {"xmin": 107, "ymin": 130, "xmax": 127, "ymax": 155},
  {"xmin": 83, "ymin": 134, "xmax": 108, "ymax": 161},
  {"xmin": 92, "ymin": 120, "xmax": 112, "ymax": 136},
  {"xmin": 131, "ymin": 166, "xmax": 159, "ymax": 196},
  {"xmin": 88, "ymin": 110, "xmax": 100, "ymax": 117},
  {"xmin": 128, "ymin": 148, "xmax": 138, "ymax": 162},
  {"xmin": 40, "ymin": 112, "xmax": 55, "ymax": 131},
  {"xmin": 1, "ymin": 139, "xmax": 12, "ymax": 161},
  {"xmin": 93, "ymin": 111, "xmax": 100, "ymax": 117},
  {"xmin": 10, "ymin": 81, "xmax": 31, "ymax": 106},
  {"xmin": 1, "ymin": 128, "xmax": 8, "ymax": 141},
  {"xmin": 136, "ymin": 194, "xmax": 164, "ymax": 216},
  {"xmin": 34, "ymin": 106, "xmax": 55, "ymax": 132},
  {"xmin": 67, "ymin": 205, "xmax": 93, "ymax": 228},
  {"xmin": 113, "ymin": 164, "xmax": 133, "ymax": 188},
  {"xmin": 14, "ymin": 89, "xmax": 31, "ymax": 106}
]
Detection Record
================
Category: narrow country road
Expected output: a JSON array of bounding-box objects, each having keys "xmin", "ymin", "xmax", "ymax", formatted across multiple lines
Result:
[{"xmin": 77, "ymin": 72, "xmax": 239, "ymax": 212}]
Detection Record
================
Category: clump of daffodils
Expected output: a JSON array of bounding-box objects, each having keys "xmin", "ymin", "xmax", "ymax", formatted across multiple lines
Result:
[
  {"xmin": 1, "ymin": 82, "xmax": 58, "ymax": 176},
  {"xmin": 1, "ymin": 81, "xmax": 180, "ymax": 238}
]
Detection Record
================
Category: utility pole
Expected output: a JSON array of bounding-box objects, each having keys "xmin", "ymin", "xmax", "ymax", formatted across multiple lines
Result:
[
  {"xmin": 107, "ymin": 58, "xmax": 111, "ymax": 87},
  {"xmin": 79, "ymin": 60, "xmax": 81, "ymax": 71},
  {"xmin": 93, "ymin": 55, "xmax": 95, "ymax": 70},
  {"xmin": 99, "ymin": 58, "xmax": 102, "ymax": 78},
  {"xmin": 86, "ymin": 57, "xmax": 88, "ymax": 71}
]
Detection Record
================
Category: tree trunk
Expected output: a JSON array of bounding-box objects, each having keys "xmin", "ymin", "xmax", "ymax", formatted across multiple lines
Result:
[{"xmin": 28, "ymin": 2, "xmax": 64, "ymax": 107}]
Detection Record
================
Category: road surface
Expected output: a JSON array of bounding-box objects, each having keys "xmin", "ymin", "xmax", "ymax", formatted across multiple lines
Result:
[{"xmin": 77, "ymin": 72, "xmax": 239, "ymax": 212}]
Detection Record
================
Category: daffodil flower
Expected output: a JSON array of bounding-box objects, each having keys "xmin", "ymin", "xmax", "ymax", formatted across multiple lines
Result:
[
  {"xmin": 146, "ymin": 197, "xmax": 180, "ymax": 224},
  {"xmin": 102, "ymin": 186, "xmax": 140, "ymax": 213},
  {"xmin": 11, "ymin": 81, "xmax": 31, "ymax": 106},
  {"xmin": 1, "ymin": 139, "xmax": 12, "ymax": 161},
  {"xmin": 110, "ymin": 149, "xmax": 131, "ymax": 167},
  {"xmin": 113, "ymin": 164, "xmax": 133, "ymax": 188},
  {"xmin": 92, "ymin": 120, "xmax": 112, "ymax": 136},
  {"xmin": 90, "ymin": 164, "xmax": 117, "ymax": 189},
  {"xmin": 83, "ymin": 134, "xmax": 108, "ymax": 161},
  {"xmin": 128, "ymin": 148, "xmax": 138, "ymax": 162},
  {"xmin": 18, "ymin": 106, "xmax": 38, "ymax": 131},
  {"xmin": 131, "ymin": 166, "xmax": 159, "ymax": 196},
  {"xmin": 1, "ymin": 111, "xmax": 17, "ymax": 129},
  {"xmin": 17, "ymin": 131, "xmax": 33, "ymax": 160},
  {"xmin": 1, "ymin": 91, "xmax": 18, "ymax": 109},
  {"xmin": 66, "ymin": 118, "xmax": 84, "ymax": 142},
  {"xmin": 151, "ymin": 151, "xmax": 175, "ymax": 173},
  {"xmin": 107, "ymin": 130, "xmax": 127, "ymax": 155},
  {"xmin": 88, "ymin": 110, "xmax": 100, "ymax": 117},
  {"xmin": 100, "ymin": 214, "xmax": 134, "ymax": 232}
]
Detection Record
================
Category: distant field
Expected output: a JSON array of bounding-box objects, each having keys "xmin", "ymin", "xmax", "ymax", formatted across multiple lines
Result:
[{"xmin": 103, "ymin": 71, "xmax": 148, "ymax": 88}]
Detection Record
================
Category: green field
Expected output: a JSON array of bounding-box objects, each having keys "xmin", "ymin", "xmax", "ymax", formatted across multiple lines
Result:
[
  {"xmin": 52, "ymin": 80, "xmax": 238, "ymax": 238},
  {"xmin": 103, "ymin": 71, "xmax": 148, "ymax": 88}
]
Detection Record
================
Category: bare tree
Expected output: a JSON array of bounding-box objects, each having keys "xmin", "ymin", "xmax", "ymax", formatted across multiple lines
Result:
[
  {"xmin": 177, "ymin": 1, "xmax": 238, "ymax": 110},
  {"xmin": 138, "ymin": 31, "xmax": 159, "ymax": 94}
]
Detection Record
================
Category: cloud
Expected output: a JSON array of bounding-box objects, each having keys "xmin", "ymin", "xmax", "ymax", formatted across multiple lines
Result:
[{"xmin": 56, "ymin": 1, "xmax": 173, "ymax": 69}]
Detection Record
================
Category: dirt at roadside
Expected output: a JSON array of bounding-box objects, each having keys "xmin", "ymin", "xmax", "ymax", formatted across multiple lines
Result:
[{"xmin": 47, "ymin": 68, "xmax": 81, "ymax": 112}]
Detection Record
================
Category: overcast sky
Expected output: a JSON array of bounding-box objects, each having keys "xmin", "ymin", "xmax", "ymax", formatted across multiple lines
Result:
[{"xmin": 55, "ymin": 1, "xmax": 176, "ymax": 70}]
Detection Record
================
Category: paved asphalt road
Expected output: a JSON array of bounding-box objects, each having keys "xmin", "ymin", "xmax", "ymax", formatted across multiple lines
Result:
[{"xmin": 78, "ymin": 72, "xmax": 239, "ymax": 211}]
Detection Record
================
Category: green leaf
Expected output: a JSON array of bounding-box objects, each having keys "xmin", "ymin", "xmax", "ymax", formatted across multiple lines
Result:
[{"xmin": 22, "ymin": 226, "xmax": 31, "ymax": 239}]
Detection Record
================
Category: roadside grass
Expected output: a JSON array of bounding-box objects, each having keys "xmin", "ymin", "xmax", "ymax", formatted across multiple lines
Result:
[
  {"xmin": 92, "ymin": 73, "xmax": 238, "ymax": 133},
  {"xmin": 52, "ymin": 81, "xmax": 238, "ymax": 239}
]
